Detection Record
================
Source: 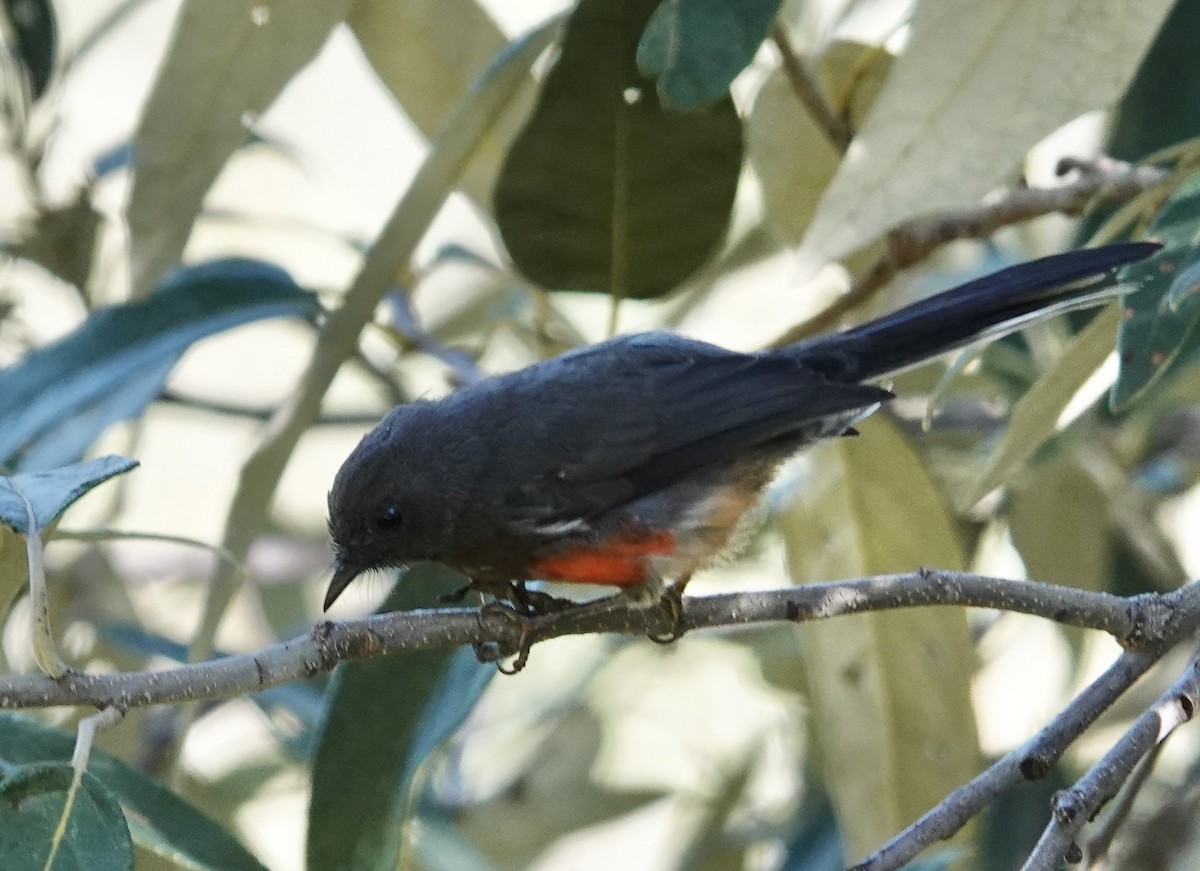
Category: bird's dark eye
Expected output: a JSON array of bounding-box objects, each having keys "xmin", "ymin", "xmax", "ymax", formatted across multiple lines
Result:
[{"xmin": 377, "ymin": 505, "xmax": 403, "ymax": 530}]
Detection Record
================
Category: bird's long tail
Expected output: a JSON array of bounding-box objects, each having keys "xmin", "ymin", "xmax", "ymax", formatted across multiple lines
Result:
[{"xmin": 786, "ymin": 242, "xmax": 1159, "ymax": 383}]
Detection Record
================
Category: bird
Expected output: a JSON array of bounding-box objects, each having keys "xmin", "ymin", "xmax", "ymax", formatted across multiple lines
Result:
[{"xmin": 324, "ymin": 241, "xmax": 1158, "ymax": 651}]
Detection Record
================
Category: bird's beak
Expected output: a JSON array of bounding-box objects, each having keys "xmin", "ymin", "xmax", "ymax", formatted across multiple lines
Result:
[{"xmin": 324, "ymin": 556, "xmax": 361, "ymax": 611}]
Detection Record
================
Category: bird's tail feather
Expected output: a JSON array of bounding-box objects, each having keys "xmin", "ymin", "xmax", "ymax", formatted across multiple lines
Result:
[{"xmin": 786, "ymin": 242, "xmax": 1159, "ymax": 383}]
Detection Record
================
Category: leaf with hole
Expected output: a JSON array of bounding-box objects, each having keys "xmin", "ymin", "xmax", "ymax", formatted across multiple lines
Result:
[{"xmin": 1112, "ymin": 177, "xmax": 1200, "ymax": 410}]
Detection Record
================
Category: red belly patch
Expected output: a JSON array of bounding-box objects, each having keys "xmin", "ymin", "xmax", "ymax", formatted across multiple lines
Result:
[{"xmin": 531, "ymin": 531, "xmax": 675, "ymax": 585}]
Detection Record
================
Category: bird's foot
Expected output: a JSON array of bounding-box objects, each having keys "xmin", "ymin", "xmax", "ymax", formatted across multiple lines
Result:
[
  {"xmin": 474, "ymin": 600, "xmax": 536, "ymax": 675},
  {"xmin": 471, "ymin": 582, "xmax": 582, "ymax": 673},
  {"xmin": 646, "ymin": 582, "xmax": 687, "ymax": 645}
]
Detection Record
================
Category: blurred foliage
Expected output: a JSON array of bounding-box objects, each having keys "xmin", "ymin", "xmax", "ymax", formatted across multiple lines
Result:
[{"xmin": 0, "ymin": 1, "xmax": 1199, "ymax": 870}]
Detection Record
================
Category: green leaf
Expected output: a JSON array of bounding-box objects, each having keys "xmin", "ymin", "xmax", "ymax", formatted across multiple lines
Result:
[
  {"xmin": 3, "ymin": 0, "xmax": 57, "ymax": 101},
  {"xmin": 1008, "ymin": 457, "xmax": 1109, "ymax": 592},
  {"xmin": 779, "ymin": 415, "xmax": 979, "ymax": 861},
  {"xmin": 402, "ymin": 647, "xmax": 495, "ymax": 784},
  {"xmin": 494, "ymin": 0, "xmax": 743, "ymax": 299},
  {"xmin": 802, "ymin": 0, "xmax": 1174, "ymax": 261},
  {"xmin": 0, "ymin": 258, "xmax": 318, "ymax": 469},
  {"xmin": 962, "ymin": 305, "xmax": 1122, "ymax": 508},
  {"xmin": 1111, "ymin": 180, "xmax": 1200, "ymax": 410},
  {"xmin": 0, "ymin": 715, "xmax": 265, "ymax": 871},
  {"xmin": 127, "ymin": 0, "xmax": 353, "ymax": 296},
  {"xmin": 347, "ymin": 0, "xmax": 538, "ymax": 206},
  {"xmin": 0, "ymin": 456, "xmax": 137, "ymax": 533},
  {"xmin": 0, "ymin": 763, "xmax": 132, "ymax": 871},
  {"xmin": 637, "ymin": 0, "xmax": 783, "ymax": 110},
  {"xmin": 307, "ymin": 564, "xmax": 492, "ymax": 871},
  {"xmin": 1106, "ymin": 0, "xmax": 1200, "ymax": 162}
]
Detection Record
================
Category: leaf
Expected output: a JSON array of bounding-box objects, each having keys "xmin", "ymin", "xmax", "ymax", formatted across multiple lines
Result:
[
  {"xmin": 493, "ymin": 0, "xmax": 743, "ymax": 299},
  {"xmin": 1105, "ymin": 0, "xmax": 1200, "ymax": 162},
  {"xmin": 637, "ymin": 0, "xmax": 783, "ymax": 110},
  {"xmin": 778, "ymin": 790, "xmax": 842, "ymax": 871},
  {"xmin": 307, "ymin": 564, "xmax": 493, "ymax": 871},
  {"xmin": 0, "ymin": 763, "xmax": 132, "ymax": 871},
  {"xmin": 402, "ymin": 647, "xmax": 495, "ymax": 785},
  {"xmin": 748, "ymin": 40, "xmax": 892, "ymax": 245},
  {"xmin": 0, "ymin": 258, "xmax": 318, "ymax": 469},
  {"xmin": 3, "ymin": 0, "xmax": 56, "ymax": 101},
  {"xmin": 0, "ymin": 456, "xmax": 137, "ymax": 534},
  {"xmin": 0, "ymin": 715, "xmax": 265, "ymax": 871},
  {"xmin": 1111, "ymin": 180, "xmax": 1200, "ymax": 410},
  {"xmin": 127, "ymin": 0, "xmax": 353, "ymax": 296},
  {"xmin": 347, "ymin": 0, "xmax": 537, "ymax": 205},
  {"xmin": 18, "ymin": 362, "xmax": 173, "ymax": 473},
  {"xmin": 7, "ymin": 189, "xmax": 103, "ymax": 292},
  {"xmin": 963, "ymin": 305, "xmax": 1123, "ymax": 507},
  {"xmin": 1008, "ymin": 457, "xmax": 1109, "ymax": 593},
  {"xmin": 801, "ymin": 0, "xmax": 1174, "ymax": 262},
  {"xmin": 778, "ymin": 415, "xmax": 978, "ymax": 862}
]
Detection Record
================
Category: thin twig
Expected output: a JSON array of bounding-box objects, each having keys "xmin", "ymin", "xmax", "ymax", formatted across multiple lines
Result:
[
  {"xmin": 385, "ymin": 290, "xmax": 484, "ymax": 387},
  {"xmin": 0, "ymin": 572, "xmax": 1189, "ymax": 712},
  {"xmin": 1082, "ymin": 735, "xmax": 1165, "ymax": 865},
  {"xmin": 848, "ymin": 581, "xmax": 1200, "ymax": 871},
  {"xmin": 848, "ymin": 649, "xmax": 1161, "ymax": 871},
  {"xmin": 769, "ymin": 160, "xmax": 1169, "ymax": 348},
  {"xmin": 1020, "ymin": 658, "xmax": 1200, "ymax": 870},
  {"xmin": 771, "ymin": 24, "xmax": 851, "ymax": 153}
]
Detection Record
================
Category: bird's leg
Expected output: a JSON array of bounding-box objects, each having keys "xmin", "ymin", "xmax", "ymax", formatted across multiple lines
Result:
[
  {"xmin": 506, "ymin": 580, "xmax": 577, "ymax": 616},
  {"xmin": 528, "ymin": 571, "xmax": 692, "ymax": 643}
]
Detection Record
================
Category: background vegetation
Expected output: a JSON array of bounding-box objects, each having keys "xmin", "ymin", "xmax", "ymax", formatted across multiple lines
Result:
[{"xmin": 1, "ymin": 0, "xmax": 1200, "ymax": 869}]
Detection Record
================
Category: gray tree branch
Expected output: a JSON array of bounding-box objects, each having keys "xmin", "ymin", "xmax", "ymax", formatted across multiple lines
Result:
[
  {"xmin": 0, "ymin": 570, "xmax": 1191, "ymax": 711},
  {"xmin": 4, "ymin": 570, "xmax": 1198, "ymax": 871}
]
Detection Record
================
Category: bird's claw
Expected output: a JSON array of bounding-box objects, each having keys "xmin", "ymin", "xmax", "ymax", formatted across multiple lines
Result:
[
  {"xmin": 474, "ymin": 601, "xmax": 536, "ymax": 674},
  {"xmin": 647, "ymin": 584, "xmax": 687, "ymax": 644}
]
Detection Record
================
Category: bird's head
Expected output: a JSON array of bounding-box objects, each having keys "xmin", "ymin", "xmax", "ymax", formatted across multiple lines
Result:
[{"xmin": 323, "ymin": 402, "xmax": 473, "ymax": 610}]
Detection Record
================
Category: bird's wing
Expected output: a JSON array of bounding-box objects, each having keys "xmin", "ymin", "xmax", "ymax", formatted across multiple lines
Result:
[{"xmin": 500, "ymin": 334, "xmax": 891, "ymax": 527}]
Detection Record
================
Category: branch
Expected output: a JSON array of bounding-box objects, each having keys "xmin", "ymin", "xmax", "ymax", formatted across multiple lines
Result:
[
  {"xmin": 848, "ymin": 649, "xmax": 1160, "ymax": 871},
  {"xmin": 0, "ymin": 571, "xmax": 1188, "ymax": 711},
  {"xmin": 770, "ymin": 159, "xmax": 1169, "ymax": 348},
  {"xmin": 1021, "ymin": 656, "xmax": 1200, "ymax": 870},
  {"xmin": 771, "ymin": 24, "xmax": 851, "ymax": 153},
  {"xmin": 849, "ymin": 579, "xmax": 1200, "ymax": 871}
]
